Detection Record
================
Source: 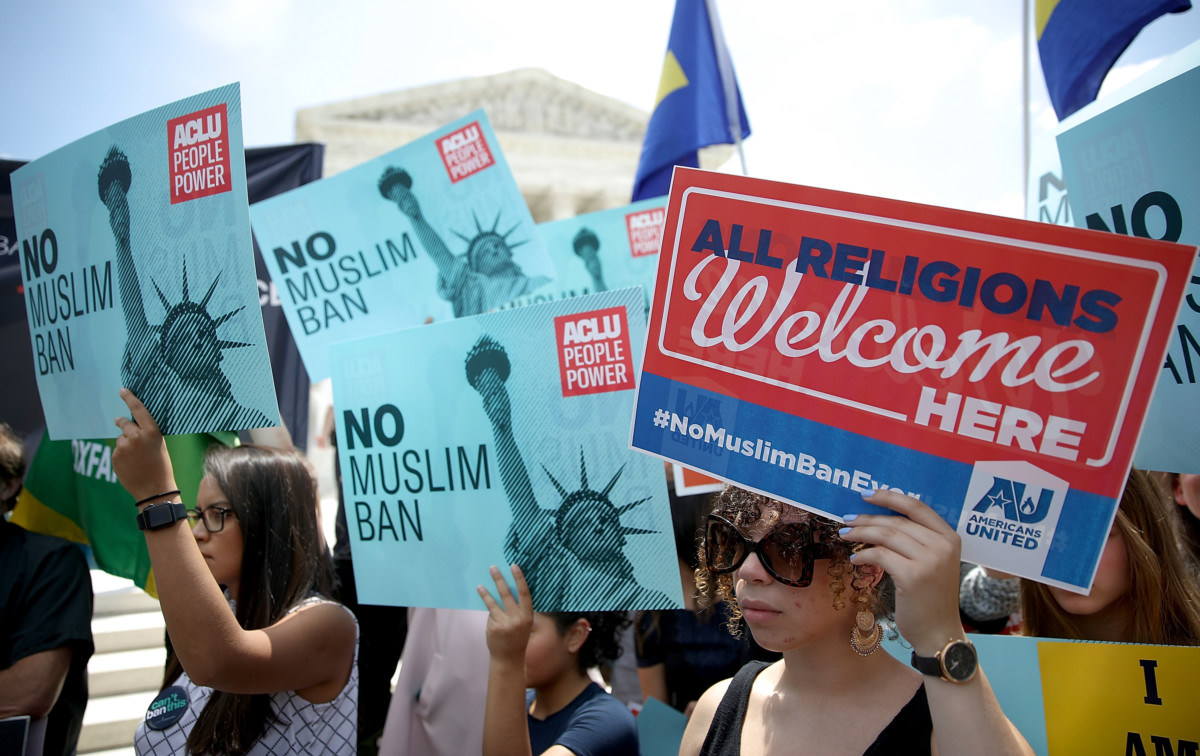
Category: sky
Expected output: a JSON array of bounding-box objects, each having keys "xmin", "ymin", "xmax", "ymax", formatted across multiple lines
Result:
[{"xmin": 4, "ymin": 0, "xmax": 1198, "ymax": 219}]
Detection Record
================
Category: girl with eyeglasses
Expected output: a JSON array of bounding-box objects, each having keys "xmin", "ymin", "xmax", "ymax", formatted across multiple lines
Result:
[
  {"xmin": 111, "ymin": 389, "xmax": 358, "ymax": 755},
  {"xmin": 679, "ymin": 486, "xmax": 1032, "ymax": 756}
]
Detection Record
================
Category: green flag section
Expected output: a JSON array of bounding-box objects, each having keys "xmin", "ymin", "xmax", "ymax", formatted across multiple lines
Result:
[{"xmin": 11, "ymin": 430, "xmax": 236, "ymax": 597}]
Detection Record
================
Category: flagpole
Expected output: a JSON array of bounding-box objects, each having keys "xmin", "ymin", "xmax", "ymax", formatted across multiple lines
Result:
[
  {"xmin": 705, "ymin": 0, "xmax": 748, "ymax": 176},
  {"xmin": 1022, "ymin": 0, "xmax": 1031, "ymax": 216}
]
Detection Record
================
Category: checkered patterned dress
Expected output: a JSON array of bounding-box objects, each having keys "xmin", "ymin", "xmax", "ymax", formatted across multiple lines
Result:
[{"xmin": 133, "ymin": 599, "xmax": 358, "ymax": 755}]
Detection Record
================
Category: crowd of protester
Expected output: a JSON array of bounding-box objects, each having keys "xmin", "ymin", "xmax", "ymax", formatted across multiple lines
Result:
[{"xmin": 3, "ymin": 406, "xmax": 1199, "ymax": 755}]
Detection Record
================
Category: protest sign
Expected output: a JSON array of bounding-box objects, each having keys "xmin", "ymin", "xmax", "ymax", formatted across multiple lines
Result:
[
  {"xmin": 12, "ymin": 84, "xmax": 279, "ymax": 439},
  {"xmin": 631, "ymin": 167, "xmax": 1193, "ymax": 592},
  {"xmin": 251, "ymin": 111, "xmax": 555, "ymax": 381},
  {"xmin": 671, "ymin": 464, "xmax": 724, "ymax": 496},
  {"xmin": 330, "ymin": 288, "xmax": 682, "ymax": 611},
  {"xmin": 1039, "ymin": 641, "xmax": 1198, "ymax": 754},
  {"xmin": 1056, "ymin": 41, "xmax": 1200, "ymax": 473},
  {"xmin": 637, "ymin": 697, "xmax": 689, "ymax": 756},
  {"xmin": 500, "ymin": 196, "xmax": 667, "ymax": 314},
  {"xmin": 882, "ymin": 634, "xmax": 1198, "ymax": 756}
]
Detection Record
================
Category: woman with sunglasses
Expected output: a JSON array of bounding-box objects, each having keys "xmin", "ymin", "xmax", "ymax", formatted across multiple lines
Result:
[
  {"xmin": 111, "ymin": 389, "xmax": 358, "ymax": 755},
  {"xmin": 679, "ymin": 486, "xmax": 1031, "ymax": 756}
]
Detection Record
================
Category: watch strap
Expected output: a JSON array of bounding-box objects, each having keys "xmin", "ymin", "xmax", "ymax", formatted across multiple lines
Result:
[
  {"xmin": 136, "ymin": 500, "xmax": 187, "ymax": 531},
  {"xmin": 910, "ymin": 649, "xmax": 943, "ymax": 678}
]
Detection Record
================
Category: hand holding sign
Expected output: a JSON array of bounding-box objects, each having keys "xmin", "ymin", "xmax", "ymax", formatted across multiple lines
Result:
[
  {"xmin": 842, "ymin": 489, "xmax": 965, "ymax": 658},
  {"xmin": 112, "ymin": 388, "xmax": 177, "ymax": 503}
]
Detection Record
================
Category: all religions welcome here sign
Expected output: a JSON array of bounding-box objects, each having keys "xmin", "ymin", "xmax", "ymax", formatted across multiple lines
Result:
[{"xmin": 631, "ymin": 168, "xmax": 1195, "ymax": 594}]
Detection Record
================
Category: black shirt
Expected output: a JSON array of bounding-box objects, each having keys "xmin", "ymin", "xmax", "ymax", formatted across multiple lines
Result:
[
  {"xmin": 700, "ymin": 661, "xmax": 933, "ymax": 756},
  {"xmin": 1, "ymin": 521, "xmax": 94, "ymax": 756}
]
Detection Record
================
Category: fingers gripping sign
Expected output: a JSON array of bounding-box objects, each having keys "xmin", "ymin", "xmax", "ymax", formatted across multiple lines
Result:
[
  {"xmin": 112, "ymin": 388, "xmax": 178, "ymax": 502},
  {"xmin": 839, "ymin": 490, "xmax": 964, "ymax": 656},
  {"xmin": 478, "ymin": 564, "xmax": 534, "ymax": 662}
]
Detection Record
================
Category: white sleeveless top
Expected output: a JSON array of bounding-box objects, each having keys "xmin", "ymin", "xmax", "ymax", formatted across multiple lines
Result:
[{"xmin": 133, "ymin": 598, "xmax": 358, "ymax": 755}]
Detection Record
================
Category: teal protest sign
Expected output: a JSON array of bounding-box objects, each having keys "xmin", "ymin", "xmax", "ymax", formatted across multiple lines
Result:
[
  {"xmin": 330, "ymin": 288, "xmax": 682, "ymax": 611},
  {"xmin": 501, "ymin": 196, "xmax": 667, "ymax": 314},
  {"xmin": 1057, "ymin": 41, "xmax": 1200, "ymax": 473},
  {"xmin": 12, "ymin": 84, "xmax": 279, "ymax": 439},
  {"xmin": 251, "ymin": 111, "xmax": 555, "ymax": 381}
]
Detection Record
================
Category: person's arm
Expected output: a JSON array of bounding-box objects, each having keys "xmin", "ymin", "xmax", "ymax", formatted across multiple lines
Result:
[
  {"xmin": 0, "ymin": 648, "xmax": 71, "ymax": 719},
  {"xmin": 111, "ymin": 389, "xmax": 355, "ymax": 697},
  {"xmin": 677, "ymin": 678, "xmax": 730, "ymax": 756},
  {"xmin": 478, "ymin": 564, "xmax": 535, "ymax": 756},
  {"xmin": 844, "ymin": 490, "xmax": 1034, "ymax": 756}
]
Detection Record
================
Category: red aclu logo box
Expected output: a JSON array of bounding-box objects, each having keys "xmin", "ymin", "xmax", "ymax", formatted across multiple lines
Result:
[
  {"xmin": 555, "ymin": 306, "xmax": 635, "ymax": 397},
  {"xmin": 168, "ymin": 104, "xmax": 231, "ymax": 204},
  {"xmin": 626, "ymin": 206, "xmax": 666, "ymax": 258},
  {"xmin": 644, "ymin": 169, "xmax": 1192, "ymax": 499},
  {"xmin": 437, "ymin": 121, "xmax": 494, "ymax": 183}
]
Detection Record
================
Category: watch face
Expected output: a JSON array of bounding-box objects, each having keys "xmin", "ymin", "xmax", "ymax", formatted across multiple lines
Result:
[{"xmin": 942, "ymin": 641, "xmax": 978, "ymax": 682}]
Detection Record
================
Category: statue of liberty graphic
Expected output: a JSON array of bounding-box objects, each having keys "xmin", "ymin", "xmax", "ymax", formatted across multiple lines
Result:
[
  {"xmin": 465, "ymin": 335, "xmax": 672, "ymax": 610},
  {"xmin": 98, "ymin": 147, "xmax": 269, "ymax": 434},
  {"xmin": 572, "ymin": 227, "xmax": 607, "ymax": 293},
  {"xmin": 378, "ymin": 167, "xmax": 551, "ymax": 317}
]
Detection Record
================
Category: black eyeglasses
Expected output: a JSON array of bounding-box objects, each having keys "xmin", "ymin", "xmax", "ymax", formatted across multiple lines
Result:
[
  {"xmin": 704, "ymin": 513, "xmax": 835, "ymax": 587},
  {"xmin": 187, "ymin": 505, "xmax": 236, "ymax": 533}
]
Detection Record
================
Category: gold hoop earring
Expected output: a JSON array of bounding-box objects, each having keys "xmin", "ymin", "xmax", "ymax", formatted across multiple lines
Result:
[{"xmin": 850, "ymin": 590, "xmax": 882, "ymax": 656}]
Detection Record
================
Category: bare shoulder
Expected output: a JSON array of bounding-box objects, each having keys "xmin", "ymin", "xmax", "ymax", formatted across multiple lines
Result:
[
  {"xmin": 271, "ymin": 600, "xmax": 357, "ymax": 646},
  {"xmin": 678, "ymin": 677, "xmax": 733, "ymax": 756}
]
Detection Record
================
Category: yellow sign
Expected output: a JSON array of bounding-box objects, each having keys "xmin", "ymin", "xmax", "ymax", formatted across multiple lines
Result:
[{"xmin": 1039, "ymin": 642, "xmax": 1199, "ymax": 754}]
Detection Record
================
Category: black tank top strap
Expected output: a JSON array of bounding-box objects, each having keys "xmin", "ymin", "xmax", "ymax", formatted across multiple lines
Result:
[
  {"xmin": 863, "ymin": 684, "xmax": 933, "ymax": 756},
  {"xmin": 698, "ymin": 660, "xmax": 771, "ymax": 756}
]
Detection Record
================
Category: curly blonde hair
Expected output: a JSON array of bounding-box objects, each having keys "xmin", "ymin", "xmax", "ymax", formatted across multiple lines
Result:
[{"xmin": 694, "ymin": 487, "xmax": 895, "ymax": 636}]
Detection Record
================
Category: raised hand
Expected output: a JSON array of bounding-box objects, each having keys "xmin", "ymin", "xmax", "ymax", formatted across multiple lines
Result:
[
  {"xmin": 112, "ymin": 388, "xmax": 177, "ymax": 502},
  {"xmin": 839, "ymin": 490, "xmax": 964, "ymax": 656},
  {"xmin": 477, "ymin": 564, "xmax": 533, "ymax": 664}
]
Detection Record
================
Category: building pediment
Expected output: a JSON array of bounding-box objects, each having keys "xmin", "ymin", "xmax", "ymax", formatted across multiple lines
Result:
[{"xmin": 298, "ymin": 68, "xmax": 649, "ymax": 143}]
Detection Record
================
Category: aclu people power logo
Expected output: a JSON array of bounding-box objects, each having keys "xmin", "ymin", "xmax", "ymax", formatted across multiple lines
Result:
[
  {"xmin": 168, "ymin": 104, "xmax": 231, "ymax": 204},
  {"xmin": 958, "ymin": 460, "xmax": 1068, "ymax": 580},
  {"xmin": 554, "ymin": 306, "xmax": 635, "ymax": 397},
  {"xmin": 626, "ymin": 206, "xmax": 665, "ymax": 258},
  {"xmin": 437, "ymin": 121, "xmax": 494, "ymax": 183}
]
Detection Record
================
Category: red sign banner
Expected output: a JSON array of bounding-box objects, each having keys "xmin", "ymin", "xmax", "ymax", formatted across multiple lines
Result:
[{"xmin": 631, "ymin": 168, "xmax": 1194, "ymax": 591}]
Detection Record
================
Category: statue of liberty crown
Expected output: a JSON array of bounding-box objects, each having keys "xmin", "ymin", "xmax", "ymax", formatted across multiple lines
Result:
[
  {"xmin": 152, "ymin": 257, "xmax": 252, "ymax": 367},
  {"xmin": 546, "ymin": 448, "xmax": 657, "ymax": 542}
]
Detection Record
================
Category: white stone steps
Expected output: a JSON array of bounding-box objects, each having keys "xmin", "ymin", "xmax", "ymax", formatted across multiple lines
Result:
[
  {"xmin": 81, "ymin": 572, "xmax": 162, "ymax": 754},
  {"xmin": 88, "ymin": 646, "xmax": 166, "ymax": 698},
  {"xmin": 78, "ymin": 690, "xmax": 150, "ymax": 753},
  {"xmin": 92, "ymin": 610, "xmax": 165, "ymax": 654}
]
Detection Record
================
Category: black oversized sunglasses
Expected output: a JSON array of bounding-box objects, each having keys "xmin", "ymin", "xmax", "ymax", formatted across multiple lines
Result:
[
  {"xmin": 187, "ymin": 505, "xmax": 236, "ymax": 534},
  {"xmin": 704, "ymin": 513, "xmax": 835, "ymax": 587}
]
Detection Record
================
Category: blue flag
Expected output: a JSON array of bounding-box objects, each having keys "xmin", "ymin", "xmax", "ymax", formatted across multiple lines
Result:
[
  {"xmin": 1037, "ymin": 0, "xmax": 1192, "ymax": 120},
  {"xmin": 633, "ymin": 0, "xmax": 750, "ymax": 201}
]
